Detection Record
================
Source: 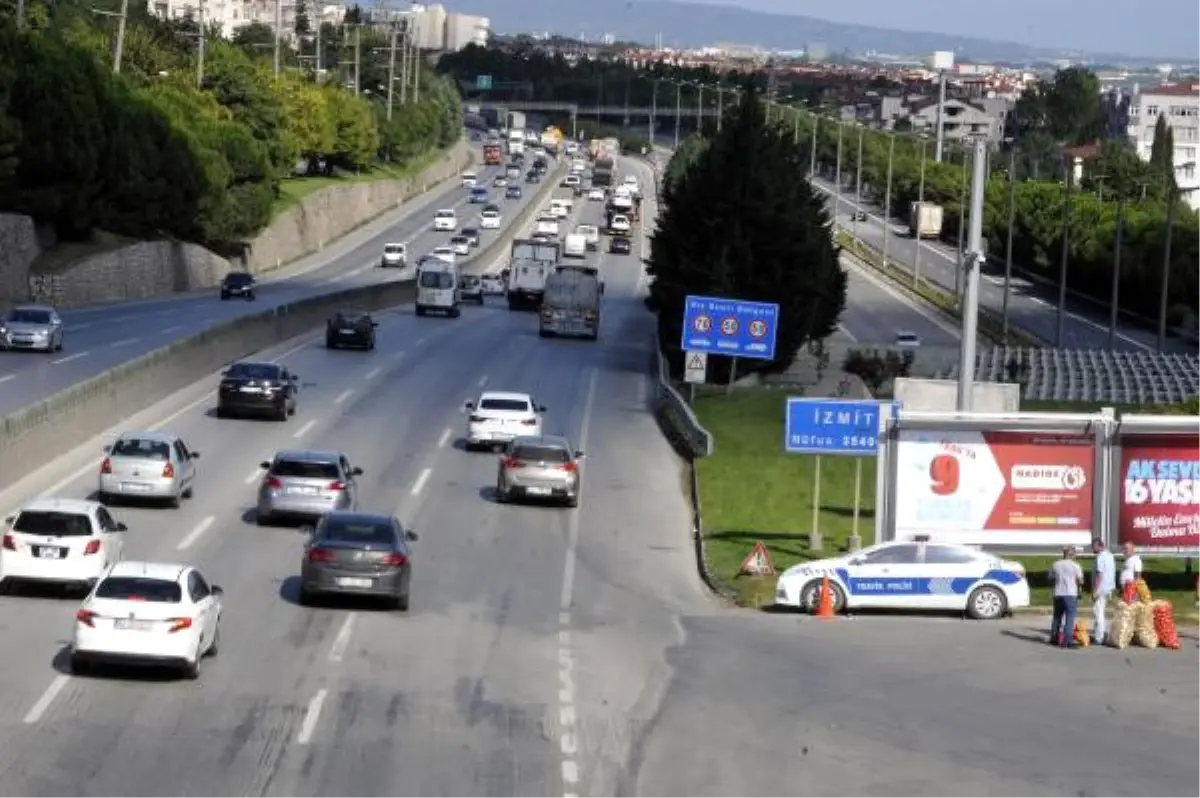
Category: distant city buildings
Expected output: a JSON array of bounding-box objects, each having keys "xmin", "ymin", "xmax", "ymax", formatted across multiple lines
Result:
[{"xmin": 1127, "ymin": 80, "xmax": 1200, "ymax": 209}]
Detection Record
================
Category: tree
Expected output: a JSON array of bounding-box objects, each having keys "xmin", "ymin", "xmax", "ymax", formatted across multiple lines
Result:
[
  {"xmin": 648, "ymin": 82, "xmax": 847, "ymax": 379},
  {"xmin": 1011, "ymin": 66, "xmax": 1107, "ymax": 145},
  {"xmin": 1149, "ymin": 114, "xmax": 1176, "ymax": 191},
  {"xmin": 662, "ymin": 133, "xmax": 708, "ymax": 196},
  {"xmin": 293, "ymin": 0, "xmax": 311, "ymax": 36},
  {"xmin": 232, "ymin": 22, "xmax": 275, "ymax": 54}
]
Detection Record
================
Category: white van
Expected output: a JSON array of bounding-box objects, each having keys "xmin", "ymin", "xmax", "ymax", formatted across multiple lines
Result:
[
  {"xmin": 550, "ymin": 198, "xmax": 573, "ymax": 219},
  {"xmin": 534, "ymin": 215, "xmax": 560, "ymax": 238},
  {"xmin": 433, "ymin": 209, "xmax": 458, "ymax": 231},
  {"xmin": 563, "ymin": 233, "xmax": 587, "ymax": 259},
  {"xmin": 416, "ymin": 259, "xmax": 461, "ymax": 317},
  {"xmin": 461, "ymin": 172, "xmax": 478, "ymax": 188}
]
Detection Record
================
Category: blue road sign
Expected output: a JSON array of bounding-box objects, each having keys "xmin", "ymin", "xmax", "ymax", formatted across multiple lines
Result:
[
  {"xmin": 785, "ymin": 398, "xmax": 896, "ymax": 456},
  {"xmin": 476, "ymin": 75, "xmax": 493, "ymax": 90},
  {"xmin": 681, "ymin": 295, "xmax": 779, "ymax": 360}
]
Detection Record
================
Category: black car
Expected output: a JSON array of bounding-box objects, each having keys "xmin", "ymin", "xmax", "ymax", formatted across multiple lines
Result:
[
  {"xmin": 220, "ymin": 272, "xmax": 256, "ymax": 300},
  {"xmin": 299, "ymin": 511, "xmax": 418, "ymax": 610},
  {"xmin": 609, "ymin": 235, "xmax": 632, "ymax": 255},
  {"xmin": 533, "ymin": 157, "xmax": 548, "ymax": 172},
  {"xmin": 850, "ymin": 210, "xmax": 867, "ymax": 222},
  {"xmin": 526, "ymin": 171, "xmax": 541, "ymax": 184},
  {"xmin": 216, "ymin": 361, "xmax": 298, "ymax": 421},
  {"xmin": 460, "ymin": 227, "xmax": 481, "ymax": 247},
  {"xmin": 505, "ymin": 185, "xmax": 523, "ymax": 199},
  {"xmin": 326, "ymin": 311, "xmax": 377, "ymax": 350},
  {"xmin": 459, "ymin": 275, "xmax": 485, "ymax": 304}
]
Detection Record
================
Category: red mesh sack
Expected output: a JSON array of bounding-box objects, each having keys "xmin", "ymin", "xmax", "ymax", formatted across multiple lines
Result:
[{"xmin": 1152, "ymin": 601, "xmax": 1180, "ymax": 650}]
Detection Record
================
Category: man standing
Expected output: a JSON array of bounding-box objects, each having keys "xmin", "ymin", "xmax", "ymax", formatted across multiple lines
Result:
[
  {"xmin": 1049, "ymin": 546, "xmax": 1085, "ymax": 648},
  {"xmin": 1120, "ymin": 541, "xmax": 1143, "ymax": 593},
  {"xmin": 1091, "ymin": 538, "xmax": 1116, "ymax": 645}
]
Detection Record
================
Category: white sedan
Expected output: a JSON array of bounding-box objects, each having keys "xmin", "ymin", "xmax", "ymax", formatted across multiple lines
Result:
[
  {"xmin": 773, "ymin": 539, "xmax": 1030, "ymax": 620},
  {"xmin": 588, "ymin": 188, "xmax": 605, "ymax": 202},
  {"xmin": 610, "ymin": 215, "xmax": 631, "ymax": 234},
  {"xmin": 70, "ymin": 560, "xmax": 224, "ymax": 678},
  {"xmin": 449, "ymin": 235, "xmax": 471, "ymax": 256},
  {"xmin": 433, "ymin": 209, "xmax": 457, "ymax": 231},
  {"xmin": 480, "ymin": 209, "xmax": 502, "ymax": 230},
  {"xmin": 463, "ymin": 391, "xmax": 546, "ymax": 450},
  {"xmin": 429, "ymin": 247, "xmax": 457, "ymax": 265},
  {"xmin": 0, "ymin": 498, "xmax": 126, "ymax": 593}
]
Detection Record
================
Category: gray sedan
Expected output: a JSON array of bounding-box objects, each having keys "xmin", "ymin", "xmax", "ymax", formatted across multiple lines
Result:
[
  {"xmin": 299, "ymin": 511, "xmax": 418, "ymax": 610},
  {"xmin": 495, "ymin": 435, "xmax": 585, "ymax": 508},
  {"xmin": 0, "ymin": 304, "xmax": 64, "ymax": 352},
  {"xmin": 256, "ymin": 450, "xmax": 361, "ymax": 525},
  {"xmin": 98, "ymin": 431, "xmax": 199, "ymax": 508}
]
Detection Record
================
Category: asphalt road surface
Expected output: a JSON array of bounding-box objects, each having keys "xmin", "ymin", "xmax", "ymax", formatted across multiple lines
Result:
[
  {"xmin": 0, "ymin": 159, "xmax": 1193, "ymax": 797},
  {"xmin": 0, "ymin": 153, "xmax": 544, "ymax": 414}
]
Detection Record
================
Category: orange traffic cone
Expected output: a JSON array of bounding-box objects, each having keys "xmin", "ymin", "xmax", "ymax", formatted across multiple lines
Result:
[{"xmin": 814, "ymin": 575, "xmax": 836, "ymax": 619}]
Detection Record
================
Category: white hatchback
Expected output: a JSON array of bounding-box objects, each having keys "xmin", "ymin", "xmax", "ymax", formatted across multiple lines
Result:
[
  {"xmin": 610, "ymin": 215, "xmax": 631, "ymax": 234},
  {"xmin": 480, "ymin": 209, "xmax": 502, "ymax": 229},
  {"xmin": 588, "ymin": 188, "xmax": 605, "ymax": 202},
  {"xmin": 70, "ymin": 560, "xmax": 224, "ymax": 679},
  {"xmin": 433, "ymin": 209, "xmax": 457, "ymax": 231},
  {"xmin": 464, "ymin": 391, "xmax": 546, "ymax": 450},
  {"xmin": 0, "ymin": 498, "xmax": 126, "ymax": 593}
]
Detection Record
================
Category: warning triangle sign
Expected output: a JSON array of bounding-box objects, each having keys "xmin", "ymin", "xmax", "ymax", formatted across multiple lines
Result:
[
  {"xmin": 686, "ymin": 353, "xmax": 705, "ymax": 370},
  {"xmin": 738, "ymin": 541, "xmax": 776, "ymax": 576}
]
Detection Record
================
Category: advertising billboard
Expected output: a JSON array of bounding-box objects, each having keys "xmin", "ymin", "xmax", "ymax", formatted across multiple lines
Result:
[
  {"xmin": 1117, "ymin": 433, "xmax": 1200, "ymax": 553},
  {"xmin": 894, "ymin": 429, "xmax": 1095, "ymax": 546}
]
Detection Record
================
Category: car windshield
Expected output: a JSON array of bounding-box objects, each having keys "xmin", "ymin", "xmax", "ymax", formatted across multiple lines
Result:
[
  {"xmin": 461, "ymin": 276, "xmax": 480, "ymax": 287},
  {"xmin": 483, "ymin": 211, "xmax": 499, "ymax": 218},
  {"xmin": 384, "ymin": 245, "xmax": 404, "ymax": 254},
  {"xmin": 13, "ymin": 511, "xmax": 92, "ymax": 536},
  {"xmin": 111, "ymin": 438, "xmax": 171, "ymax": 460},
  {"xmin": 6, "ymin": 309, "xmax": 51, "ymax": 324},
  {"xmin": 272, "ymin": 460, "xmax": 340, "ymax": 479},
  {"xmin": 334, "ymin": 314, "xmax": 366, "ymax": 326},
  {"xmin": 513, "ymin": 445, "xmax": 569, "ymax": 463},
  {"xmin": 96, "ymin": 577, "xmax": 182, "ymax": 603},
  {"xmin": 419, "ymin": 271, "xmax": 455, "ymax": 289},
  {"xmin": 321, "ymin": 520, "xmax": 395, "ymax": 545},
  {"xmin": 436, "ymin": 211, "xmax": 455, "ymax": 219},
  {"xmin": 227, "ymin": 363, "xmax": 280, "ymax": 380},
  {"xmin": 451, "ymin": 236, "xmax": 468, "ymax": 244},
  {"xmin": 480, "ymin": 398, "xmax": 530, "ymax": 412},
  {"xmin": 223, "ymin": 273, "xmax": 252, "ymax": 285}
]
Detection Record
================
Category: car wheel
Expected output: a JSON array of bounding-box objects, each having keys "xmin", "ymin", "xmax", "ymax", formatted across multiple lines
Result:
[
  {"xmin": 255, "ymin": 512, "xmax": 272, "ymax": 526},
  {"xmin": 565, "ymin": 495, "xmax": 579, "ymax": 509},
  {"xmin": 55, "ymin": 336, "xmax": 63, "ymax": 352},
  {"xmin": 220, "ymin": 293, "xmax": 229, "ymax": 300},
  {"xmin": 275, "ymin": 405, "xmax": 288, "ymax": 422},
  {"xmin": 415, "ymin": 306, "xmax": 425, "ymax": 317},
  {"xmin": 69, "ymin": 654, "xmax": 92, "ymax": 677},
  {"xmin": 326, "ymin": 338, "xmax": 336, "ymax": 349},
  {"xmin": 393, "ymin": 592, "xmax": 409, "ymax": 612},
  {"xmin": 801, "ymin": 579, "xmax": 847, "ymax": 614},
  {"xmin": 966, "ymin": 586, "xmax": 1008, "ymax": 620},
  {"xmin": 181, "ymin": 649, "xmax": 201, "ymax": 680},
  {"xmin": 288, "ymin": 400, "xmax": 297, "ymax": 416},
  {"xmin": 206, "ymin": 624, "xmax": 221, "ymax": 657},
  {"xmin": 96, "ymin": 491, "xmax": 111, "ymax": 506},
  {"xmin": 450, "ymin": 308, "xmax": 461, "ymax": 318},
  {"xmin": 183, "ymin": 483, "xmax": 194, "ymax": 499},
  {"xmin": 494, "ymin": 481, "xmax": 508, "ymax": 503},
  {"xmin": 167, "ymin": 492, "xmax": 181, "ymax": 510},
  {"xmin": 298, "ymin": 587, "xmax": 316, "ymax": 606}
]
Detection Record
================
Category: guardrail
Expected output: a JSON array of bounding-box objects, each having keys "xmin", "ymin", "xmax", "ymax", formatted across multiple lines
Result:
[
  {"xmin": 0, "ymin": 162, "xmax": 567, "ymax": 489},
  {"xmin": 650, "ymin": 331, "xmax": 714, "ymax": 459}
]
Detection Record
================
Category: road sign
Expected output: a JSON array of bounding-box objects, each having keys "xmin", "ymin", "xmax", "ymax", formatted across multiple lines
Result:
[
  {"xmin": 738, "ymin": 541, "xmax": 776, "ymax": 575},
  {"xmin": 785, "ymin": 398, "xmax": 896, "ymax": 456},
  {"xmin": 681, "ymin": 295, "xmax": 779, "ymax": 360},
  {"xmin": 475, "ymin": 75, "xmax": 493, "ymax": 90},
  {"xmin": 684, "ymin": 352, "xmax": 707, "ymax": 384}
]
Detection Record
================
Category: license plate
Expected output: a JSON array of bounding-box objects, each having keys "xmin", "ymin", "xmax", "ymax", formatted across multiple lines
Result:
[
  {"xmin": 114, "ymin": 619, "xmax": 153, "ymax": 631},
  {"xmin": 35, "ymin": 547, "xmax": 64, "ymax": 559},
  {"xmin": 526, "ymin": 486, "xmax": 552, "ymax": 496},
  {"xmin": 289, "ymin": 486, "xmax": 318, "ymax": 495},
  {"xmin": 121, "ymin": 482, "xmax": 151, "ymax": 492},
  {"xmin": 240, "ymin": 386, "xmax": 262, "ymax": 393},
  {"xmin": 336, "ymin": 577, "xmax": 372, "ymax": 588},
  {"xmin": 338, "ymin": 329, "xmax": 354, "ymax": 334}
]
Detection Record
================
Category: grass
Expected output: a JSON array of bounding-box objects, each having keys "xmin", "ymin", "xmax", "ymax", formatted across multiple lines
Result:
[
  {"xmin": 272, "ymin": 149, "xmax": 445, "ymax": 216},
  {"xmin": 691, "ymin": 387, "xmax": 1199, "ymax": 615}
]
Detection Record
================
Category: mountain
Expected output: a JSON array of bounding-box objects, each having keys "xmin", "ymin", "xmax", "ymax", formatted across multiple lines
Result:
[{"xmin": 455, "ymin": 0, "xmax": 1150, "ymax": 63}]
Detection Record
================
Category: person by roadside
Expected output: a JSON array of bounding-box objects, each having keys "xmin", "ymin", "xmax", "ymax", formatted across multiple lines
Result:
[
  {"xmin": 1090, "ymin": 538, "xmax": 1116, "ymax": 645},
  {"xmin": 1049, "ymin": 546, "xmax": 1085, "ymax": 648},
  {"xmin": 1120, "ymin": 541, "xmax": 1144, "ymax": 601}
]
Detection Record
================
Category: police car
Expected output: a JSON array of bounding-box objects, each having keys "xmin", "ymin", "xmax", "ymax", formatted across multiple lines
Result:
[{"xmin": 773, "ymin": 538, "xmax": 1029, "ymax": 620}]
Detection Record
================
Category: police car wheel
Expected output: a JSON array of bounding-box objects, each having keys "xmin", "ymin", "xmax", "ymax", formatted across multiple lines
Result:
[
  {"xmin": 966, "ymin": 586, "xmax": 1007, "ymax": 620},
  {"xmin": 801, "ymin": 580, "xmax": 845, "ymax": 614}
]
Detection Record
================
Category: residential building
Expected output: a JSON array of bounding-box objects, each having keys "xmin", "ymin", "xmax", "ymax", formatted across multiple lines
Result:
[
  {"xmin": 1127, "ymin": 80, "xmax": 1200, "ymax": 209},
  {"xmin": 444, "ymin": 12, "xmax": 489, "ymax": 51},
  {"xmin": 906, "ymin": 97, "xmax": 1002, "ymax": 143},
  {"xmin": 147, "ymin": 0, "xmax": 307, "ymax": 40}
]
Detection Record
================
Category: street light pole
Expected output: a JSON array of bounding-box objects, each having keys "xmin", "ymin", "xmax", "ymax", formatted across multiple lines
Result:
[
  {"xmin": 852, "ymin": 126, "xmax": 864, "ymax": 239},
  {"xmin": 955, "ymin": 148, "xmax": 967, "ymax": 304},
  {"xmin": 273, "ymin": 0, "xmax": 282, "ymax": 78},
  {"xmin": 697, "ymin": 84, "xmax": 704, "ymax": 135},
  {"xmin": 649, "ymin": 80, "xmax": 657, "ymax": 146},
  {"xmin": 674, "ymin": 82, "xmax": 681, "ymax": 149},
  {"xmin": 914, "ymin": 138, "xmax": 926, "ymax": 289},
  {"xmin": 809, "ymin": 114, "xmax": 818, "ymax": 176},
  {"xmin": 834, "ymin": 123, "xmax": 843, "ymax": 216},
  {"xmin": 1002, "ymin": 144, "xmax": 1017, "ymax": 343},
  {"xmin": 1055, "ymin": 157, "xmax": 1075, "ymax": 348},
  {"xmin": 716, "ymin": 86, "xmax": 723, "ymax": 133},
  {"xmin": 1156, "ymin": 190, "xmax": 1177, "ymax": 352},
  {"xmin": 934, "ymin": 69, "xmax": 947, "ymax": 162},
  {"xmin": 1109, "ymin": 197, "xmax": 1124, "ymax": 351},
  {"xmin": 883, "ymin": 134, "xmax": 895, "ymax": 266},
  {"xmin": 956, "ymin": 135, "xmax": 989, "ymax": 411},
  {"xmin": 112, "ymin": 0, "xmax": 130, "ymax": 74},
  {"xmin": 386, "ymin": 25, "xmax": 397, "ymax": 121},
  {"xmin": 196, "ymin": 0, "xmax": 206, "ymax": 88}
]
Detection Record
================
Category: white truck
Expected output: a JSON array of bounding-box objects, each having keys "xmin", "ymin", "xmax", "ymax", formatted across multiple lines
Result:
[
  {"xmin": 505, "ymin": 111, "xmax": 526, "ymax": 133},
  {"xmin": 508, "ymin": 128, "xmax": 525, "ymax": 156},
  {"xmin": 908, "ymin": 201, "xmax": 944, "ymax": 239},
  {"xmin": 507, "ymin": 238, "xmax": 560, "ymax": 311},
  {"xmin": 563, "ymin": 233, "xmax": 587, "ymax": 258}
]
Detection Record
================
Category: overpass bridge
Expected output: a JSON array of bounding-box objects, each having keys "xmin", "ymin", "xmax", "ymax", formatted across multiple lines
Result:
[{"xmin": 467, "ymin": 101, "xmax": 719, "ymax": 134}]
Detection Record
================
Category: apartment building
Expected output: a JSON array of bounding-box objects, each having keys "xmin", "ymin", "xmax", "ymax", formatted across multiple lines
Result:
[
  {"xmin": 148, "ymin": 0, "xmax": 303, "ymax": 39},
  {"xmin": 906, "ymin": 97, "xmax": 1003, "ymax": 142},
  {"xmin": 405, "ymin": 3, "xmax": 488, "ymax": 51},
  {"xmin": 1127, "ymin": 80, "xmax": 1200, "ymax": 210}
]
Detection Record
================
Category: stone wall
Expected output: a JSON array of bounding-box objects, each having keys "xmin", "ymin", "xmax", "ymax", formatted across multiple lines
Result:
[{"xmin": 4, "ymin": 140, "xmax": 473, "ymax": 308}]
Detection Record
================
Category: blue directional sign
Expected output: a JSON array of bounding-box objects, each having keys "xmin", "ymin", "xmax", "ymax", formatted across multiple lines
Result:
[
  {"xmin": 681, "ymin": 295, "xmax": 779, "ymax": 360},
  {"xmin": 475, "ymin": 74, "xmax": 493, "ymax": 90},
  {"xmin": 785, "ymin": 398, "xmax": 897, "ymax": 456}
]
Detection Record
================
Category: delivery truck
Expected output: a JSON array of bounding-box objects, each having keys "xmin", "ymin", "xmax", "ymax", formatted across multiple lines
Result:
[
  {"xmin": 506, "ymin": 238, "xmax": 560, "ymax": 311},
  {"xmin": 908, "ymin": 201, "xmax": 944, "ymax": 239},
  {"xmin": 539, "ymin": 266, "xmax": 601, "ymax": 340},
  {"xmin": 483, "ymin": 143, "xmax": 502, "ymax": 165}
]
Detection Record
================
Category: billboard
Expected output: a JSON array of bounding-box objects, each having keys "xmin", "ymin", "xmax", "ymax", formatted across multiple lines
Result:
[
  {"xmin": 894, "ymin": 429, "xmax": 1095, "ymax": 546},
  {"xmin": 1117, "ymin": 433, "xmax": 1200, "ymax": 552}
]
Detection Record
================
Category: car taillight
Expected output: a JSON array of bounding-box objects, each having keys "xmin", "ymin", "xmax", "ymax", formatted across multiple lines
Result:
[
  {"xmin": 327, "ymin": 481, "xmax": 346, "ymax": 491},
  {"xmin": 308, "ymin": 548, "xmax": 335, "ymax": 563},
  {"xmin": 166, "ymin": 617, "xmax": 193, "ymax": 633},
  {"xmin": 100, "ymin": 458, "xmax": 113, "ymax": 475},
  {"xmin": 75, "ymin": 609, "xmax": 97, "ymax": 627},
  {"xmin": 558, "ymin": 462, "xmax": 578, "ymax": 473},
  {"xmin": 264, "ymin": 476, "xmax": 282, "ymax": 489},
  {"xmin": 162, "ymin": 462, "xmax": 175, "ymax": 479},
  {"xmin": 469, "ymin": 414, "xmax": 486, "ymax": 423},
  {"xmin": 2, "ymin": 534, "xmax": 15, "ymax": 551},
  {"xmin": 83, "ymin": 539, "xmax": 101, "ymax": 555},
  {"xmin": 382, "ymin": 553, "xmax": 408, "ymax": 567},
  {"xmin": 521, "ymin": 418, "xmax": 537, "ymax": 426},
  {"xmin": 501, "ymin": 457, "xmax": 523, "ymax": 469}
]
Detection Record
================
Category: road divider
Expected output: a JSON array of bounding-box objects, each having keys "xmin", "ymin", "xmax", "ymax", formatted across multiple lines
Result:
[{"xmin": 0, "ymin": 163, "xmax": 566, "ymax": 490}]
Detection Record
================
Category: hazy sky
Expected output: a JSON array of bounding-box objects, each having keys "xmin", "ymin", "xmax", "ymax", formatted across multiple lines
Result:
[{"xmin": 680, "ymin": 0, "xmax": 1200, "ymax": 58}]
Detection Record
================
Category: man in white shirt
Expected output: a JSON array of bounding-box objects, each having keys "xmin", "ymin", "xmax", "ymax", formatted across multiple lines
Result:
[
  {"xmin": 1049, "ymin": 546, "xmax": 1085, "ymax": 648},
  {"xmin": 1090, "ymin": 538, "xmax": 1116, "ymax": 644},
  {"xmin": 1120, "ymin": 541, "xmax": 1143, "ymax": 591}
]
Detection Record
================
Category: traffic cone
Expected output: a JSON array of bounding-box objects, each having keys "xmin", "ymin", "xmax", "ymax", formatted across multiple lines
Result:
[{"xmin": 814, "ymin": 575, "xmax": 836, "ymax": 619}]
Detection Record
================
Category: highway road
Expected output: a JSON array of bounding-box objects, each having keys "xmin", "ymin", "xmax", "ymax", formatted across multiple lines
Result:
[
  {"xmin": 0, "ymin": 150, "xmax": 545, "ymax": 414},
  {"xmin": 0, "ymin": 158, "xmax": 1193, "ymax": 797}
]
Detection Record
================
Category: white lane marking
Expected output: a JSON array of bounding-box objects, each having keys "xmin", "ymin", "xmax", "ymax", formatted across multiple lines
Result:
[
  {"xmin": 110, "ymin": 337, "xmax": 139, "ymax": 348},
  {"xmin": 410, "ymin": 467, "xmax": 431, "ymax": 496},
  {"xmin": 157, "ymin": 309, "xmax": 175, "ymax": 316},
  {"xmin": 328, "ymin": 613, "xmax": 356, "ymax": 663},
  {"xmin": 842, "ymin": 255, "xmax": 961, "ymax": 340},
  {"xmin": 0, "ymin": 374, "xmax": 14, "ymax": 385},
  {"xmin": 836, "ymin": 324, "xmax": 859, "ymax": 343},
  {"xmin": 296, "ymin": 688, "xmax": 328, "ymax": 745},
  {"xmin": 163, "ymin": 325, "xmax": 183, "ymax": 334},
  {"xmin": 50, "ymin": 352, "xmax": 88, "ymax": 365},
  {"xmin": 392, "ymin": 352, "xmax": 406, "ymax": 361},
  {"xmin": 334, "ymin": 389, "xmax": 354, "ymax": 405},
  {"xmin": 365, "ymin": 367, "xmax": 382, "ymax": 380},
  {"xmin": 437, "ymin": 428, "xmax": 452, "ymax": 448},
  {"xmin": 23, "ymin": 675, "xmax": 69, "ymax": 724},
  {"xmin": 177, "ymin": 515, "xmax": 215, "ymax": 551},
  {"xmin": 477, "ymin": 374, "xmax": 488, "ymax": 387},
  {"xmin": 244, "ymin": 468, "xmax": 263, "ymax": 485},
  {"xmin": 292, "ymin": 419, "xmax": 317, "ymax": 439}
]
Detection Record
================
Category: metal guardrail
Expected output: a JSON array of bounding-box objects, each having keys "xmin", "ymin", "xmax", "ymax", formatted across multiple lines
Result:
[{"xmin": 651, "ymin": 331, "xmax": 714, "ymax": 459}]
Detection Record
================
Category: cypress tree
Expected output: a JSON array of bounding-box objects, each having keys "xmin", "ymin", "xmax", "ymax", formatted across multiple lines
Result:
[{"xmin": 648, "ymin": 79, "xmax": 846, "ymax": 379}]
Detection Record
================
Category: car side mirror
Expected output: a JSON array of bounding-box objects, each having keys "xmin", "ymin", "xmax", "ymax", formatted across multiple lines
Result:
[
  {"xmin": 190, "ymin": 452, "xmax": 201, "ymax": 459},
  {"xmin": 290, "ymin": 374, "xmax": 299, "ymax": 381},
  {"xmin": 115, "ymin": 522, "xmax": 128, "ymax": 532},
  {"xmin": 406, "ymin": 530, "xmax": 419, "ymax": 542},
  {"xmin": 3, "ymin": 516, "xmax": 11, "ymax": 525},
  {"xmin": 220, "ymin": 370, "xmax": 229, "ymax": 377},
  {"xmin": 211, "ymin": 585, "xmax": 224, "ymax": 596},
  {"xmin": 259, "ymin": 461, "xmax": 271, "ymax": 470},
  {"xmin": 350, "ymin": 467, "xmax": 363, "ymax": 476},
  {"xmin": 372, "ymin": 322, "xmax": 379, "ymax": 328},
  {"xmin": 102, "ymin": 444, "xmax": 112, "ymax": 453},
  {"xmin": 464, "ymin": 401, "xmax": 475, "ymax": 410},
  {"xmin": 574, "ymin": 451, "xmax": 586, "ymax": 459},
  {"xmin": 537, "ymin": 405, "xmax": 548, "ymax": 413},
  {"xmin": 848, "ymin": 557, "xmax": 864, "ymax": 566}
]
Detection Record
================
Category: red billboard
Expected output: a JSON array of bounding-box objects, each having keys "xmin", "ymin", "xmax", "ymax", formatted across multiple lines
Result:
[{"xmin": 1118, "ymin": 433, "xmax": 1200, "ymax": 552}]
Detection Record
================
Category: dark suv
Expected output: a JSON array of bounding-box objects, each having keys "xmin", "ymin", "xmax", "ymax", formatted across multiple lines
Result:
[
  {"xmin": 326, "ymin": 311, "xmax": 377, "ymax": 350},
  {"xmin": 216, "ymin": 361, "xmax": 298, "ymax": 421},
  {"xmin": 220, "ymin": 272, "xmax": 256, "ymax": 300}
]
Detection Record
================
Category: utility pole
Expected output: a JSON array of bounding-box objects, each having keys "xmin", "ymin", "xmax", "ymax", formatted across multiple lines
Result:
[
  {"xmin": 913, "ymin": 138, "xmax": 926, "ymax": 288},
  {"xmin": 386, "ymin": 25, "xmax": 398, "ymax": 121},
  {"xmin": 273, "ymin": 0, "xmax": 282, "ymax": 77},
  {"xmin": 649, "ymin": 80, "xmax": 657, "ymax": 144},
  {"xmin": 411, "ymin": 17, "xmax": 421, "ymax": 102},
  {"xmin": 1109, "ymin": 197, "xmax": 1124, "ymax": 351},
  {"xmin": 934, "ymin": 70, "xmax": 947, "ymax": 162},
  {"xmin": 111, "ymin": 0, "xmax": 130, "ymax": 74},
  {"xmin": 956, "ymin": 135, "xmax": 988, "ymax": 412},
  {"xmin": 1056, "ymin": 157, "xmax": 1074, "ymax": 348},
  {"xmin": 674, "ymin": 82, "xmax": 681, "ymax": 149},
  {"xmin": 196, "ymin": 0, "xmax": 206, "ymax": 88},
  {"xmin": 809, "ymin": 114, "xmax": 818, "ymax": 176},
  {"xmin": 955, "ymin": 149, "xmax": 967, "ymax": 303},
  {"xmin": 834, "ymin": 123, "xmax": 843, "ymax": 214},
  {"xmin": 716, "ymin": 86, "xmax": 723, "ymax": 133},
  {"xmin": 852, "ymin": 126, "xmax": 864, "ymax": 239},
  {"xmin": 353, "ymin": 25, "xmax": 361, "ymax": 95},
  {"xmin": 1001, "ymin": 144, "xmax": 1017, "ymax": 344},
  {"xmin": 399, "ymin": 21, "xmax": 409, "ymax": 103},
  {"xmin": 315, "ymin": 18, "xmax": 322, "ymax": 74},
  {"xmin": 793, "ymin": 110, "xmax": 799, "ymax": 145},
  {"xmin": 16, "ymin": 0, "xmax": 26, "ymax": 30},
  {"xmin": 1156, "ymin": 190, "xmax": 1177, "ymax": 352},
  {"xmin": 697, "ymin": 84, "xmax": 704, "ymax": 135},
  {"xmin": 882, "ymin": 134, "xmax": 895, "ymax": 265}
]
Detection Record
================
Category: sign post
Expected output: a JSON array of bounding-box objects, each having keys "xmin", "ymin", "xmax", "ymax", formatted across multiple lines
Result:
[
  {"xmin": 684, "ymin": 351, "xmax": 707, "ymax": 405},
  {"xmin": 681, "ymin": 295, "xmax": 779, "ymax": 400}
]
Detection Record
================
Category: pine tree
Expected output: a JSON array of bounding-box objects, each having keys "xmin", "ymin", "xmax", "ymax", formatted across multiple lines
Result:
[
  {"xmin": 648, "ymin": 80, "xmax": 846, "ymax": 379},
  {"xmin": 1148, "ymin": 114, "xmax": 1176, "ymax": 191}
]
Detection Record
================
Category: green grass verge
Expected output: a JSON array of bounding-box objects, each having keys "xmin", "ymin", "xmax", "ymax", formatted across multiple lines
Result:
[
  {"xmin": 273, "ymin": 150, "xmax": 446, "ymax": 216},
  {"xmin": 693, "ymin": 387, "xmax": 1199, "ymax": 615},
  {"xmin": 835, "ymin": 231, "xmax": 1045, "ymax": 349}
]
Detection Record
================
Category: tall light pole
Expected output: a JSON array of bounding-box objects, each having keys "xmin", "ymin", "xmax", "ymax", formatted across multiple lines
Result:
[
  {"xmin": 196, "ymin": 0, "xmax": 206, "ymax": 88},
  {"xmin": 933, "ymin": 69, "xmax": 947, "ymax": 162},
  {"xmin": 882, "ymin": 133, "xmax": 895, "ymax": 265},
  {"xmin": 852, "ymin": 126, "xmax": 864, "ymax": 239},
  {"xmin": 353, "ymin": 24, "xmax": 361, "ymax": 95},
  {"xmin": 649, "ymin": 79, "xmax": 657, "ymax": 145},
  {"xmin": 674, "ymin": 81, "xmax": 682, "ymax": 149},
  {"xmin": 1156, "ymin": 188, "xmax": 1178, "ymax": 352},
  {"xmin": 913, "ymin": 138, "xmax": 927, "ymax": 288},
  {"xmin": 386, "ymin": 25, "xmax": 398, "ymax": 121},
  {"xmin": 809, "ymin": 114, "xmax": 818, "ymax": 176},
  {"xmin": 697, "ymin": 84, "xmax": 704, "ymax": 135},
  {"xmin": 956, "ymin": 135, "xmax": 989, "ymax": 411},
  {"xmin": 716, "ymin": 86, "xmax": 724, "ymax": 133},
  {"xmin": 1001, "ymin": 142, "xmax": 1017, "ymax": 343},
  {"xmin": 834, "ymin": 123, "xmax": 843, "ymax": 217},
  {"xmin": 1054, "ymin": 156, "xmax": 1076, "ymax": 348},
  {"xmin": 99, "ymin": 0, "xmax": 131, "ymax": 75},
  {"xmin": 955, "ymin": 148, "xmax": 967, "ymax": 304},
  {"xmin": 1109, "ymin": 196, "xmax": 1124, "ymax": 351},
  {"xmin": 273, "ymin": 0, "xmax": 282, "ymax": 78},
  {"xmin": 399, "ymin": 20, "xmax": 408, "ymax": 103}
]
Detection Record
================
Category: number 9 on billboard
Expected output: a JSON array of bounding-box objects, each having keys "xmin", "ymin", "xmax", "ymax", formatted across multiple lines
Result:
[{"xmin": 929, "ymin": 453, "xmax": 960, "ymax": 496}]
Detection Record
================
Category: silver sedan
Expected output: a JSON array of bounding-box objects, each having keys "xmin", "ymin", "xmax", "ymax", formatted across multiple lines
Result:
[
  {"xmin": 98, "ymin": 431, "xmax": 199, "ymax": 508},
  {"xmin": 495, "ymin": 435, "xmax": 585, "ymax": 508},
  {"xmin": 0, "ymin": 304, "xmax": 64, "ymax": 352}
]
